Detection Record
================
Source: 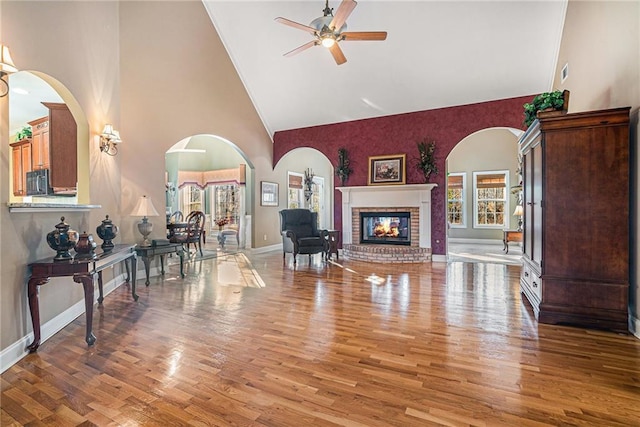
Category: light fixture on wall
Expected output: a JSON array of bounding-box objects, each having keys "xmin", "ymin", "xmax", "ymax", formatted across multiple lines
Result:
[
  {"xmin": 0, "ymin": 43, "xmax": 18, "ymax": 98},
  {"xmin": 131, "ymin": 195, "xmax": 160, "ymax": 246},
  {"xmin": 513, "ymin": 205, "xmax": 524, "ymax": 232},
  {"xmin": 99, "ymin": 124, "xmax": 122, "ymax": 156}
]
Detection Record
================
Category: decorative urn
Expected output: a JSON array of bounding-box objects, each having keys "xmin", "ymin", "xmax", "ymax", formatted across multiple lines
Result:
[
  {"xmin": 75, "ymin": 231, "xmax": 98, "ymax": 259},
  {"xmin": 96, "ymin": 215, "xmax": 118, "ymax": 251},
  {"xmin": 46, "ymin": 216, "xmax": 79, "ymax": 261}
]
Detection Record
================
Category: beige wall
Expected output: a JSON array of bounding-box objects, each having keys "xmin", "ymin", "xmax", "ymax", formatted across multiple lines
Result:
[
  {"xmin": 552, "ymin": 0, "xmax": 640, "ymax": 336},
  {"xmin": 1, "ymin": 1, "xmax": 123, "ymax": 353},
  {"xmin": 447, "ymin": 128, "xmax": 521, "ymax": 241},
  {"xmin": 118, "ymin": 1, "xmax": 274, "ymax": 248},
  {"xmin": 0, "ymin": 1, "xmax": 274, "ymax": 362}
]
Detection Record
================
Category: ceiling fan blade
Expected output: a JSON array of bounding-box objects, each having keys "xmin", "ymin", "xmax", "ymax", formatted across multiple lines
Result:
[
  {"xmin": 330, "ymin": 0, "xmax": 357, "ymax": 31},
  {"xmin": 329, "ymin": 43, "xmax": 347, "ymax": 65},
  {"xmin": 283, "ymin": 40, "xmax": 318, "ymax": 57},
  {"xmin": 341, "ymin": 31, "xmax": 387, "ymax": 41},
  {"xmin": 275, "ymin": 17, "xmax": 317, "ymax": 34}
]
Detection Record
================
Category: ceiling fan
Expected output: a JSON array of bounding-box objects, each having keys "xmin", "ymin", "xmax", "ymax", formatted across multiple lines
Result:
[{"xmin": 275, "ymin": 0, "xmax": 387, "ymax": 65}]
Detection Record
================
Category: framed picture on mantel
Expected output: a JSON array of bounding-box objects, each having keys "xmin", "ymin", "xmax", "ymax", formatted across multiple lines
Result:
[{"xmin": 368, "ymin": 154, "xmax": 406, "ymax": 185}]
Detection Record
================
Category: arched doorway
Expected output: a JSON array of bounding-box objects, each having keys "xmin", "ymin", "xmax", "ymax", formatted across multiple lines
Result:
[
  {"xmin": 165, "ymin": 134, "xmax": 254, "ymax": 248},
  {"xmin": 274, "ymin": 147, "xmax": 334, "ymax": 230},
  {"xmin": 446, "ymin": 127, "xmax": 523, "ymax": 264}
]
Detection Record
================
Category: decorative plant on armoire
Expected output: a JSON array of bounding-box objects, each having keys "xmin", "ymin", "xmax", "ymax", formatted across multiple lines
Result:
[
  {"xmin": 335, "ymin": 147, "xmax": 353, "ymax": 186},
  {"xmin": 415, "ymin": 138, "xmax": 438, "ymax": 183},
  {"xmin": 523, "ymin": 89, "xmax": 570, "ymax": 127}
]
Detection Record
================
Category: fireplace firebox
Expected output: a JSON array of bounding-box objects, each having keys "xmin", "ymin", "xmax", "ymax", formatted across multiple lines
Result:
[{"xmin": 360, "ymin": 212, "xmax": 410, "ymax": 245}]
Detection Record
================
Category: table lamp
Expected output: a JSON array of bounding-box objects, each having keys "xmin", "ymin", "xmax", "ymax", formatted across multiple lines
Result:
[
  {"xmin": 513, "ymin": 205, "xmax": 524, "ymax": 231},
  {"xmin": 131, "ymin": 195, "xmax": 160, "ymax": 246}
]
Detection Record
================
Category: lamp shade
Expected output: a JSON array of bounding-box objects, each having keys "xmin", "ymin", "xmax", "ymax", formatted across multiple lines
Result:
[
  {"xmin": 0, "ymin": 44, "xmax": 17, "ymax": 74},
  {"xmin": 513, "ymin": 205, "xmax": 524, "ymax": 216},
  {"xmin": 131, "ymin": 195, "xmax": 160, "ymax": 217}
]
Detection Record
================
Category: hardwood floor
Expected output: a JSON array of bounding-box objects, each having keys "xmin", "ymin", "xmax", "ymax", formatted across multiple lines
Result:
[{"xmin": 2, "ymin": 250, "xmax": 640, "ymax": 426}]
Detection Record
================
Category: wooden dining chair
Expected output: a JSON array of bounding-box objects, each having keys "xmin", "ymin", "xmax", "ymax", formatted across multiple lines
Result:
[{"xmin": 169, "ymin": 210, "xmax": 205, "ymax": 257}]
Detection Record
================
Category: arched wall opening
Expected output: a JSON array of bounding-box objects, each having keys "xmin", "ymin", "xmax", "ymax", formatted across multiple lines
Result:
[
  {"xmin": 274, "ymin": 147, "xmax": 334, "ymax": 231},
  {"xmin": 165, "ymin": 134, "xmax": 254, "ymax": 248},
  {"xmin": 445, "ymin": 127, "xmax": 524, "ymax": 261},
  {"xmin": 8, "ymin": 70, "xmax": 90, "ymax": 204}
]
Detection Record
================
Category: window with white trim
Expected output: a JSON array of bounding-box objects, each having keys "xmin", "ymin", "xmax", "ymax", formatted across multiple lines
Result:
[
  {"xmin": 287, "ymin": 172, "xmax": 303, "ymax": 209},
  {"xmin": 447, "ymin": 173, "xmax": 466, "ymax": 227},
  {"xmin": 473, "ymin": 170, "xmax": 509, "ymax": 228},
  {"xmin": 179, "ymin": 184, "xmax": 204, "ymax": 215}
]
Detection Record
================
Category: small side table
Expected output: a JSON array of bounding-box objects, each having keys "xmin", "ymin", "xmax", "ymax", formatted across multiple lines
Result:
[
  {"xmin": 135, "ymin": 243, "xmax": 185, "ymax": 285},
  {"xmin": 325, "ymin": 230, "xmax": 340, "ymax": 260},
  {"xmin": 503, "ymin": 230, "xmax": 523, "ymax": 254}
]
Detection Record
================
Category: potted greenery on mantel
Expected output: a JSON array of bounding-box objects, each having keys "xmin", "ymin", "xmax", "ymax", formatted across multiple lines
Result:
[{"xmin": 523, "ymin": 89, "xmax": 570, "ymax": 127}]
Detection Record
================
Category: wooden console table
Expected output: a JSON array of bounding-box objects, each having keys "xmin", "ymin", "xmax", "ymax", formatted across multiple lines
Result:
[
  {"xmin": 27, "ymin": 244, "xmax": 137, "ymax": 352},
  {"xmin": 135, "ymin": 243, "xmax": 185, "ymax": 285},
  {"xmin": 503, "ymin": 230, "xmax": 523, "ymax": 254}
]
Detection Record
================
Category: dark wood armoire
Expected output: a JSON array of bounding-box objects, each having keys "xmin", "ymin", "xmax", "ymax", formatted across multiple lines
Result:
[{"xmin": 519, "ymin": 107, "xmax": 631, "ymax": 332}]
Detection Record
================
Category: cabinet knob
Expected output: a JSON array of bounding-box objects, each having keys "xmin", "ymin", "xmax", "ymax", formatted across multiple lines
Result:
[
  {"xmin": 533, "ymin": 281, "xmax": 538, "ymax": 288},
  {"xmin": 524, "ymin": 271, "xmax": 529, "ymax": 277}
]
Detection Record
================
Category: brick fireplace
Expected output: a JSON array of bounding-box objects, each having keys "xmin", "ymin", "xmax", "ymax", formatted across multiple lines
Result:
[{"xmin": 337, "ymin": 184, "xmax": 437, "ymax": 263}]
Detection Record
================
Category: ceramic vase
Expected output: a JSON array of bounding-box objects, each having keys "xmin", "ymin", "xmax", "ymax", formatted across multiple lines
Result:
[
  {"xmin": 75, "ymin": 231, "xmax": 98, "ymax": 259},
  {"xmin": 96, "ymin": 215, "xmax": 118, "ymax": 251},
  {"xmin": 46, "ymin": 216, "xmax": 79, "ymax": 261}
]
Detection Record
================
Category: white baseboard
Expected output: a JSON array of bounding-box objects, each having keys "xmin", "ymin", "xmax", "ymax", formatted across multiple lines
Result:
[
  {"xmin": 250, "ymin": 243, "xmax": 282, "ymax": 254},
  {"xmin": 0, "ymin": 272, "xmax": 127, "ymax": 374},
  {"xmin": 432, "ymin": 254, "xmax": 448, "ymax": 263},
  {"xmin": 630, "ymin": 313, "xmax": 640, "ymax": 339},
  {"xmin": 448, "ymin": 238, "xmax": 504, "ymax": 245}
]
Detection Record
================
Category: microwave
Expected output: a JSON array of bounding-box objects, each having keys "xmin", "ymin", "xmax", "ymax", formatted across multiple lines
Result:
[{"xmin": 26, "ymin": 169, "xmax": 53, "ymax": 196}]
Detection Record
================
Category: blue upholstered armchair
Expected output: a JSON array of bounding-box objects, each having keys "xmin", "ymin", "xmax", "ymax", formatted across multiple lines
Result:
[{"xmin": 279, "ymin": 209, "xmax": 328, "ymax": 264}]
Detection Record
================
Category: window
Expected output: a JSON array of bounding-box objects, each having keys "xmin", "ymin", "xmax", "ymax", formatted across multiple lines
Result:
[
  {"xmin": 179, "ymin": 184, "xmax": 204, "ymax": 215},
  {"xmin": 287, "ymin": 172, "xmax": 303, "ymax": 209},
  {"xmin": 211, "ymin": 184, "xmax": 239, "ymax": 225},
  {"xmin": 447, "ymin": 173, "xmax": 466, "ymax": 227},
  {"xmin": 473, "ymin": 171, "xmax": 509, "ymax": 228}
]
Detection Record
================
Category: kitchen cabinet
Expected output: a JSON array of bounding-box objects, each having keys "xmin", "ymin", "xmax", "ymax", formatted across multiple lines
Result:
[{"xmin": 10, "ymin": 139, "xmax": 32, "ymax": 196}]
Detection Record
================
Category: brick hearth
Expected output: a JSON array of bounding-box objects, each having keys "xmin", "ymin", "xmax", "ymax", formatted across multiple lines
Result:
[{"xmin": 343, "ymin": 244, "xmax": 432, "ymax": 263}]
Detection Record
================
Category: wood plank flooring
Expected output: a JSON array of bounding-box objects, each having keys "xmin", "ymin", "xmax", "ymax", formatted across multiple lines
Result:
[{"xmin": 2, "ymin": 250, "xmax": 640, "ymax": 426}]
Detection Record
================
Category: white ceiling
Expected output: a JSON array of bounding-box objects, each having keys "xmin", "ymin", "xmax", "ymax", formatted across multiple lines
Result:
[
  {"xmin": 204, "ymin": 0, "xmax": 568, "ymax": 136},
  {"xmin": 8, "ymin": 72, "xmax": 63, "ymax": 134}
]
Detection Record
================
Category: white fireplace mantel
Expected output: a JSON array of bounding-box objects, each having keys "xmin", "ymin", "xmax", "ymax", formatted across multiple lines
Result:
[{"xmin": 337, "ymin": 184, "xmax": 437, "ymax": 248}]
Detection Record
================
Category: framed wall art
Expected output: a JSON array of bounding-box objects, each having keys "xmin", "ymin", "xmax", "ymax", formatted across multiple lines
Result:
[
  {"xmin": 260, "ymin": 181, "xmax": 279, "ymax": 206},
  {"xmin": 368, "ymin": 154, "xmax": 406, "ymax": 185}
]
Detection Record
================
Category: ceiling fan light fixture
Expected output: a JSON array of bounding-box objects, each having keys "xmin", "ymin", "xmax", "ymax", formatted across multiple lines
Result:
[
  {"xmin": 276, "ymin": 0, "xmax": 386, "ymax": 65},
  {"xmin": 321, "ymin": 36, "xmax": 336, "ymax": 48}
]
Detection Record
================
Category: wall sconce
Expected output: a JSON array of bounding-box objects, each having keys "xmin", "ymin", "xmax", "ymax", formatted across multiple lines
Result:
[
  {"xmin": 99, "ymin": 124, "xmax": 122, "ymax": 156},
  {"xmin": 0, "ymin": 43, "xmax": 18, "ymax": 98}
]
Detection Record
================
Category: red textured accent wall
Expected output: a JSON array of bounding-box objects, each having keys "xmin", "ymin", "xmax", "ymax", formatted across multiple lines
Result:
[{"xmin": 273, "ymin": 96, "xmax": 531, "ymax": 256}]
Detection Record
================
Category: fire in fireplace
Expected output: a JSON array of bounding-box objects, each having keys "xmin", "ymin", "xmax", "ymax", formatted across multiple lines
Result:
[{"xmin": 360, "ymin": 212, "xmax": 410, "ymax": 245}]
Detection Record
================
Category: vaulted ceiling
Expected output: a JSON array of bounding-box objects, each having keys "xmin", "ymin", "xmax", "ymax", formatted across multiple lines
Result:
[{"xmin": 203, "ymin": 0, "xmax": 568, "ymax": 136}]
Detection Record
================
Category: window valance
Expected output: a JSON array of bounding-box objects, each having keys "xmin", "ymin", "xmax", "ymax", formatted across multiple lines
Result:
[{"xmin": 177, "ymin": 165, "xmax": 246, "ymax": 189}]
